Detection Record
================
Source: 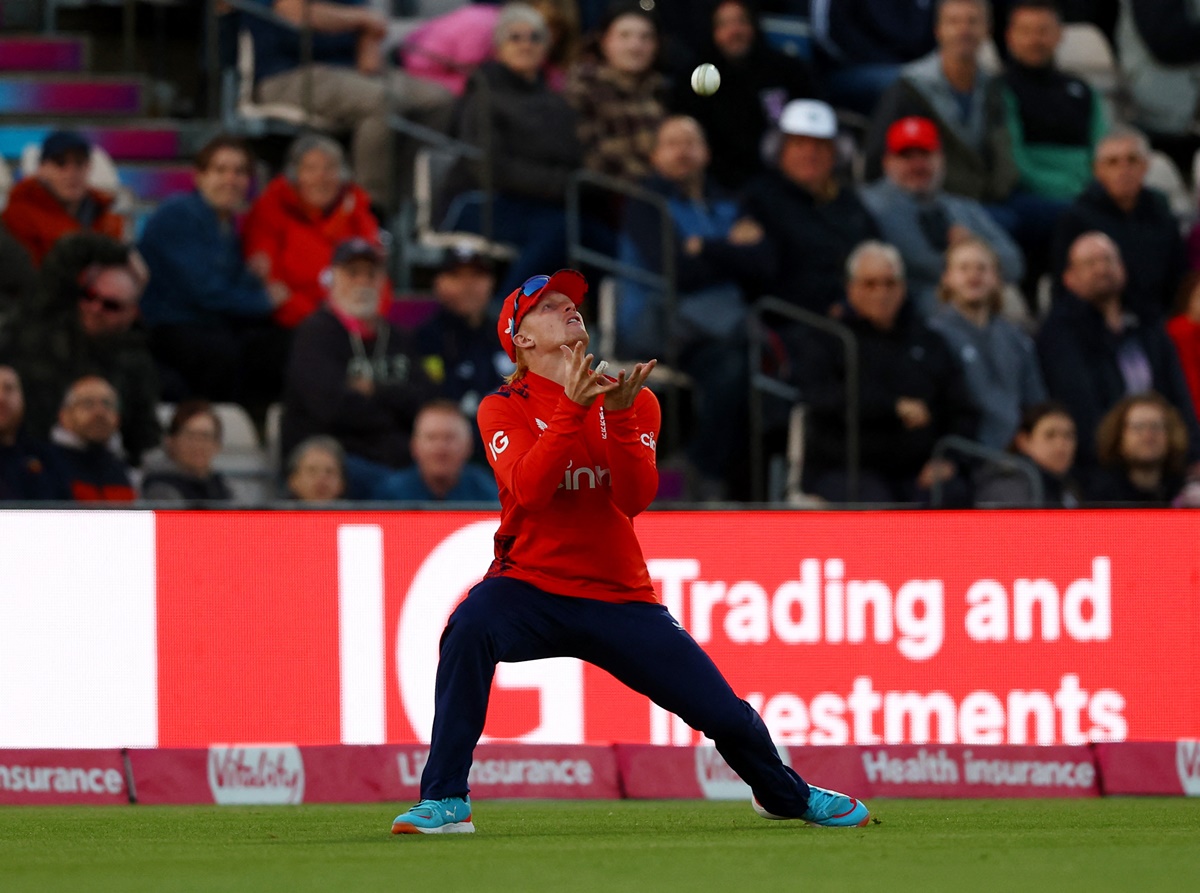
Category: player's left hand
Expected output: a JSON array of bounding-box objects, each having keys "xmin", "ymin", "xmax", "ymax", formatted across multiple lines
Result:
[
  {"xmin": 560, "ymin": 342, "xmax": 618, "ymax": 406},
  {"xmin": 602, "ymin": 359, "xmax": 657, "ymax": 411}
]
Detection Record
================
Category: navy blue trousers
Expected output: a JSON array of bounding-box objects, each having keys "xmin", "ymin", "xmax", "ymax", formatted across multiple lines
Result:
[{"xmin": 420, "ymin": 576, "xmax": 812, "ymax": 817}]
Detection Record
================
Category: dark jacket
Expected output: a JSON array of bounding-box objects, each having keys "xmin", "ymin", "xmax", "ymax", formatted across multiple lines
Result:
[
  {"xmin": 0, "ymin": 221, "xmax": 38, "ymax": 353},
  {"xmin": 790, "ymin": 301, "xmax": 978, "ymax": 481},
  {"xmin": 973, "ymin": 458, "xmax": 1082, "ymax": 508},
  {"xmin": 1085, "ymin": 465, "xmax": 1185, "ymax": 506},
  {"xmin": 282, "ymin": 307, "xmax": 435, "ymax": 467},
  {"xmin": 415, "ymin": 306, "xmax": 511, "ymax": 415},
  {"xmin": 671, "ymin": 23, "xmax": 815, "ymax": 189},
  {"xmin": 1035, "ymin": 292, "xmax": 1200, "ymax": 466},
  {"xmin": 740, "ymin": 172, "xmax": 880, "ymax": 315},
  {"xmin": 138, "ymin": 191, "xmax": 275, "ymax": 329},
  {"xmin": 141, "ymin": 454, "xmax": 233, "ymax": 503},
  {"xmin": 812, "ymin": 0, "xmax": 937, "ymax": 66},
  {"xmin": 48, "ymin": 438, "xmax": 135, "ymax": 502},
  {"xmin": 453, "ymin": 60, "xmax": 583, "ymax": 204},
  {"xmin": 1050, "ymin": 181, "xmax": 1187, "ymax": 321},
  {"xmin": 0, "ymin": 433, "xmax": 71, "ymax": 501},
  {"xmin": 13, "ymin": 233, "xmax": 161, "ymax": 465}
]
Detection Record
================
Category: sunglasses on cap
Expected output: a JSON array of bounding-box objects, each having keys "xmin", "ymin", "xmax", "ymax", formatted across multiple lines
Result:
[
  {"xmin": 80, "ymin": 289, "xmax": 132, "ymax": 313},
  {"xmin": 511, "ymin": 274, "xmax": 551, "ymax": 321}
]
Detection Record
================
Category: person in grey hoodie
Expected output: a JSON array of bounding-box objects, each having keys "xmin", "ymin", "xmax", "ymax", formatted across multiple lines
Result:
[
  {"xmin": 928, "ymin": 237, "xmax": 1045, "ymax": 450},
  {"xmin": 862, "ymin": 115, "xmax": 1023, "ymax": 317}
]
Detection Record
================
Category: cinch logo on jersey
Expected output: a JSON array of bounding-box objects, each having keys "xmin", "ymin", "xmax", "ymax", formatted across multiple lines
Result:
[
  {"xmin": 641, "ymin": 432, "xmax": 657, "ymax": 451},
  {"xmin": 559, "ymin": 460, "xmax": 611, "ymax": 490},
  {"xmin": 0, "ymin": 763, "xmax": 124, "ymax": 795}
]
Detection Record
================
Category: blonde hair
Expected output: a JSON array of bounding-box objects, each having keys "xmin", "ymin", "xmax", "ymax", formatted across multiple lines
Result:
[{"xmin": 938, "ymin": 237, "xmax": 1004, "ymax": 315}]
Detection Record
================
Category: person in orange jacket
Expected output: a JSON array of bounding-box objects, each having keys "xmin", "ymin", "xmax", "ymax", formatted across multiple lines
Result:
[
  {"xmin": 242, "ymin": 133, "xmax": 390, "ymax": 329},
  {"xmin": 1, "ymin": 130, "xmax": 125, "ymax": 267}
]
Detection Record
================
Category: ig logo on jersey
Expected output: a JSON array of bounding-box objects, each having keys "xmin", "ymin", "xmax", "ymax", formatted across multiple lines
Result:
[{"xmin": 489, "ymin": 430, "xmax": 509, "ymax": 460}]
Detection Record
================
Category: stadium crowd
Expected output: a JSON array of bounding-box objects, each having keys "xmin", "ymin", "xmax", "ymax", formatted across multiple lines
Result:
[{"xmin": 2, "ymin": 0, "xmax": 1200, "ymax": 508}]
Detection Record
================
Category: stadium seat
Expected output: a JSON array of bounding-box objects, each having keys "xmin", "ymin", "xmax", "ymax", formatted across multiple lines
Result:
[
  {"xmin": 1055, "ymin": 23, "xmax": 1120, "ymax": 96},
  {"xmin": 223, "ymin": 29, "xmax": 338, "ymax": 136},
  {"xmin": 1145, "ymin": 150, "xmax": 1195, "ymax": 223}
]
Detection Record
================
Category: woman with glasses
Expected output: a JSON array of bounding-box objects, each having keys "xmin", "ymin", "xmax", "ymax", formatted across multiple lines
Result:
[
  {"xmin": 140, "ymin": 400, "xmax": 233, "ymax": 504},
  {"xmin": 1086, "ymin": 392, "xmax": 1191, "ymax": 506},
  {"xmin": 448, "ymin": 3, "xmax": 589, "ymax": 297}
]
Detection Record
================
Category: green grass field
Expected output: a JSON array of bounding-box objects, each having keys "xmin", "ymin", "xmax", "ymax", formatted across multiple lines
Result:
[{"xmin": 3, "ymin": 799, "xmax": 1198, "ymax": 893}]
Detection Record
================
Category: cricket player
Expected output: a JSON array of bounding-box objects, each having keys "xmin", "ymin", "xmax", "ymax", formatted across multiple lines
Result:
[{"xmin": 391, "ymin": 270, "xmax": 870, "ymax": 833}]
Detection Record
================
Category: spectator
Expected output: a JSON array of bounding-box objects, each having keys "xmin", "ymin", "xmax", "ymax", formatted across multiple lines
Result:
[
  {"xmin": 670, "ymin": 0, "xmax": 815, "ymax": 190},
  {"xmin": 247, "ymin": 0, "xmax": 454, "ymax": 208},
  {"xmin": 374, "ymin": 399, "xmax": 499, "ymax": 501},
  {"xmin": 973, "ymin": 400, "xmax": 1082, "ymax": 506},
  {"xmin": 13, "ymin": 233, "xmax": 160, "ymax": 466},
  {"xmin": 1167, "ymin": 271, "xmax": 1200, "ymax": 424},
  {"xmin": 47, "ymin": 375, "xmax": 136, "ymax": 503},
  {"xmin": 243, "ymin": 133, "xmax": 387, "ymax": 329},
  {"xmin": 0, "ymin": 130, "xmax": 124, "ymax": 266},
  {"xmin": 742, "ymin": 99, "xmax": 880, "ymax": 317},
  {"xmin": 284, "ymin": 435, "xmax": 347, "ymax": 502},
  {"xmin": 1051, "ymin": 127, "xmax": 1188, "ymax": 321},
  {"xmin": 809, "ymin": 0, "xmax": 937, "ymax": 115},
  {"xmin": 1115, "ymin": 0, "xmax": 1200, "ymax": 180},
  {"xmin": 1087, "ymin": 392, "xmax": 1189, "ymax": 505},
  {"xmin": 862, "ymin": 116, "xmax": 1024, "ymax": 317},
  {"xmin": 399, "ymin": 0, "xmax": 580, "ymax": 95},
  {"xmin": 929, "ymin": 237, "xmax": 1045, "ymax": 449},
  {"xmin": 0, "ymin": 364, "xmax": 70, "ymax": 501},
  {"xmin": 1003, "ymin": 0, "xmax": 1108, "ymax": 202},
  {"xmin": 281, "ymin": 237, "xmax": 435, "ymax": 499},
  {"xmin": 565, "ymin": 1, "xmax": 667, "ymax": 185},
  {"xmin": 413, "ymin": 243, "xmax": 512, "ymax": 421},
  {"xmin": 863, "ymin": 0, "xmax": 1021, "ymax": 205},
  {"xmin": 138, "ymin": 134, "xmax": 289, "ymax": 411},
  {"xmin": 0, "ymin": 221, "xmax": 38, "ymax": 354},
  {"xmin": 140, "ymin": 400, "xmax": 234, "ymax": 503},
  {"xmin": 790, "ymin": 241, "xmax": 978, "ymax": 504},
  {"xmin": 447, "ymin": 3, "xmax": 589, "ymax": 297},
  {"xmin": 1037, "ymin": 231, "xmax": 1200, "ymax": 467},
  {"xmin": 619, "ymin": 115, "xmax": 763, "ymax": 499}
]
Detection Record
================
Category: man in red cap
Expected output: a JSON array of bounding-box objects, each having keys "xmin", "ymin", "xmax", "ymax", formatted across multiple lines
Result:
[
  {"xmin": 390, "ymin": 269, "xmax": 871, "ymax": 835},
  {"xmin": 862, "ymin": 115, "xmax": 1023, "ymax": 316}
]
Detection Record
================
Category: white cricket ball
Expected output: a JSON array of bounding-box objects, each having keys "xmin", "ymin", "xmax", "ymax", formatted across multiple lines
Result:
[{"xmin": 691, "ymin": 63, "xmax": 721, "ymax": 97}]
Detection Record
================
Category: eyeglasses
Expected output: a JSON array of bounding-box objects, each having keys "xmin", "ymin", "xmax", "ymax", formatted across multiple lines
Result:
[
  {"xmin": 80, "ymin": 290, "xmax": 132, "ymax": 313},
  {"xmin": 505, "ymin": 30, "xmax": 547, "ymax": 44}
]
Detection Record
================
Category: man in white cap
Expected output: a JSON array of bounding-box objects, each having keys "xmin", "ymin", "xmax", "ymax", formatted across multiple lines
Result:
[{"xmin": 740, "ymin": 98, "xmax": 881, "ymax": 317}]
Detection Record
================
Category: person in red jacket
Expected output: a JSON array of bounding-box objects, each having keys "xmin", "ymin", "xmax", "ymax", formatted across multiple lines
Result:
[
  {"xmin": 389, "ymin": 269, "xmax": 871, "ymax": 835},
  {"xmin": 242, "ymin": 133, "xmax": 388, "ymax": 329},
  {"xmin": 0, "ymin": 131, "xmax": 124, "ymax": 266},
  {"xmin": 1167, "ymin": 272, "xmax": 1200, "ymax": 425}
]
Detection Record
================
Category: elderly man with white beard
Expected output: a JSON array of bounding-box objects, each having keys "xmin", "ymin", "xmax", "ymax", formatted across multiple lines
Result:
[{"xmin": 281, "ymin": 237, "xmax": 435, "ymax": 499}]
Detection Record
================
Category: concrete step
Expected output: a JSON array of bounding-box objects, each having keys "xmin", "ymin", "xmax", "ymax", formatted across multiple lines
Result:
[
  {"xmin": 0, "ymin": 123, "xmax": 184, "ymax": 161},
  {"xmin": 0, "ymin": 74, "xmax": 144, "ymax": 116},
  {"xmin": 0, "ymin": 34, "xmax": 89, "ymax": 73}
]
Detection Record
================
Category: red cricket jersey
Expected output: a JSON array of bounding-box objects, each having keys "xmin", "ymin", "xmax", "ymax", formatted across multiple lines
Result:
[{"xmin": 476, "ymin": 371, "xmax": 661, "ymax": 603}]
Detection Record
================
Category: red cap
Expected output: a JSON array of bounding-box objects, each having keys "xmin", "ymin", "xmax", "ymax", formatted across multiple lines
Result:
[
  {"xmin": 497, "ymin": 269, "xmax": 589, "ymax": 361},
  {"xmin": 886, "ymin": 116, "xmax": 941, "ymax": 154}
]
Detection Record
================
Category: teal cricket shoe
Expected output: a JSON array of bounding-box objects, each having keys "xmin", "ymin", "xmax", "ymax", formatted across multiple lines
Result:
[
  {"xmin": 753, "ymin": 784, "xmax": 871, "ymax": 828},
  {"xmin": 391, "ymin": 796, "xmax": 475, "ymax": 835}
]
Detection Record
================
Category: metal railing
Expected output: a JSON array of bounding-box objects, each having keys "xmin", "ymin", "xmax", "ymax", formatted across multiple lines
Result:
[
  {"xmin": 748, "ymin": 297, "xmax": 859, "ymax": 502},
  {"xmin": 564, "ymin": 169, "xmax": 686, "ymax": 451},
  {"xmin": 930, "ymin": 435, "xmax": 1044, "ymax": 508}
]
